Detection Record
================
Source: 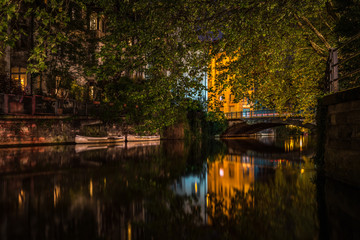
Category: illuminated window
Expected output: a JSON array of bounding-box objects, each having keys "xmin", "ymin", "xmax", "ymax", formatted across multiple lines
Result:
[
  {"xmin": 89, "ymin": 86, "xmax": 94, "ymax": 100},
  {"xmin": 228, "ymin": 164, "xmax": 234, "ymax": 178},
  {"xmin": 11, "ymin": 67, "xmax": 27, "ymax": 90},
  {"xmin": 90, "ymin": 14, "xmax": 97, "ymax": 30}
]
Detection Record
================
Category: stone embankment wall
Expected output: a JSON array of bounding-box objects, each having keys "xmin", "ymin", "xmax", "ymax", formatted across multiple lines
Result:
[
  {"xmin": 322, "ymin": 86, "xmax": 360, "ymax": 187},
  {"xmin": 0, "ymin": 116, "xmax": 124, "ymax": 146}
]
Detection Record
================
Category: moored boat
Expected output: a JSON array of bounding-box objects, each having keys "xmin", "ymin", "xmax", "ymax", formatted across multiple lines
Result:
[
  {"xmin": 126, "ymin": 135, "xmax": 160, "ymax": 142},
  {"xmin": 75, "ymin": 135, "xmax": 125, "ymax": 144}
]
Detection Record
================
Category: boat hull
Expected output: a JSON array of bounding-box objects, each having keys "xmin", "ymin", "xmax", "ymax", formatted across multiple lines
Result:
[
  {"xmin": 126, "ymin": 135, "xmax": 160, "ymax": 142},
  {"xmin": 75, "ymin": 135, "xmax": 125, "ymax": 144}
]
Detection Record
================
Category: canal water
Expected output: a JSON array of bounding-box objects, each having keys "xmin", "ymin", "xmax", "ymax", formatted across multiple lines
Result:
[{"xmin": 0, "ymin": 136, "xmax": 358, "ymax": 239}]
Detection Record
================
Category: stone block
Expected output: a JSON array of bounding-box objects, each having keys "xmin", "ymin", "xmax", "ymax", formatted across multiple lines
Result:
[
  {"xmin": 325, "ymin": 148, "xmax": 360, "ymax": 187},
  {"xmin": 328, "ymin": 104, "xmax": 337, "ymax": 114},
  {"xmin": 337, "ymin": 126, "xmax": 354, "ymax": 139},
  {"xmin": 350, "ymin": 139, "xmax": 360, "ymax": 150},
  {"xmin": 330, "ymin": 114, "xmax": 336, "ymax": 125},
  {"xmin": 352, "ymin": 126, "xmax": 360, "ymax": 138},
  {"xmin": 327, "ymin": 127, "xmax": 338, "ymax": 139},
  {"xmin": 346, "ymin": 110, "xmax": 360, "ymax": 124},
  {"xmin": 335, "ymin": 112, "xmax": 348, "ymax": 124},
  {"xmin": 351, "ymin": 100, "xmax": 360, "ymax": 110},
  {"xmin": 326, "ymin": 139, "xmax": 352, "ymax": 150},
  {"xmin": 335, "ymin": 102, "xmax": 353, "ymax": 113}
]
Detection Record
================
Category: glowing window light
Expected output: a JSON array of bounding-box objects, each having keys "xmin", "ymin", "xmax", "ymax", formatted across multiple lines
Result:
[
  {"xmin": 18, "ymin": 190, "xmax": 25, "ymax": 207},
  {"xmin": 219, "ymin": 168, "xmax": 224, "ymax": 177},
  {"xmin": 127, "ymin": 222, "xmax": 132, "ymax": 240},
  {"xmin": 54, "ymin": 185, "xmax": 60, "ymax": 207},
  {"xmin": 89, "ymin": 179, "xmax": 93, "ymax": 197},
  {"xmin": 11, "ymin": 67, "xmax": 27, "ymax": 90},
  {"xmin": 301, "ymin": 168, "xmax": 305, "ymax": 174}
]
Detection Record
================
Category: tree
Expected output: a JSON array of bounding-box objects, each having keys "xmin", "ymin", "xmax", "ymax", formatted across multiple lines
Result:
[
  {"xmin": 3, "ymin": 0, "xmax": 355, "ymax": 129},
  {"xmin": 0, "ymin": 0, "xmax": 99, "ymax": 97},
  {"xmin": 333, "ymin": 0, "xmax": 360, "ymax": 89},
  {"xmin": 201, "ymin": 0, "xmax": 337, "ymax": 122},
  {"xmin": 94, "ymin": 0, "xmax": 211, "ymax": 132}
]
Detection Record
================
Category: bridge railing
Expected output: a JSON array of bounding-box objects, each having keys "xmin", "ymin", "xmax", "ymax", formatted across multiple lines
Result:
[{"xmin": 225, "ymin": 110, "xmax": 293, "ymax": 119}]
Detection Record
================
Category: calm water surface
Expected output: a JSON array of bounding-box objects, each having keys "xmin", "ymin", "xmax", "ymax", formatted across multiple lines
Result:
[{"xmin": 0, "ymin": 136, "xmax": 358, "ymax": 239}]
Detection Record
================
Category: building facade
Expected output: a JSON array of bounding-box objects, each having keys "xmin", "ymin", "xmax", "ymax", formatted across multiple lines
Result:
[
  {"xmin": 0, "ymin": 2, "xmax": 105, "ymax": 101},
  {"xmin": 207, "ymin": 52, "xmax": 252, "ymax": 114}
]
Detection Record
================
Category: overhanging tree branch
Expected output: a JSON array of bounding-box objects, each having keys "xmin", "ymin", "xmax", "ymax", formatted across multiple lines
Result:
[{"xmin": 299, "ymin": 15, "xmax": 332, "ymax": 50}]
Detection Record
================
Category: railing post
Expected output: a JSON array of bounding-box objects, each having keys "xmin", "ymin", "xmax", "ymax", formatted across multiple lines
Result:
[
  {"xmin": 31, "ymin": 95, "xmax": 36, "ymax": 115},
  {"xmin": 54, "ymin": 99, "xmax": 58, "ymax": 115},
  {"xmin": 329, "ymin": 48, "xmax": 339, "ymax": 93},
  {"xmin": 4, "ymin": 94, "xmax": 8, "ymax": 114},
  {"xmin": 73, "ymin": 100, "xmax": 76, "ymax": 115}
]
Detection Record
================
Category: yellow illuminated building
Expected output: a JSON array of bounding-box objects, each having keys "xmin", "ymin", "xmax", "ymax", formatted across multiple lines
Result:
[
  {"xmin": 207, "ymin": 154, "xmax": 255, "ymax": 213},
  {"xmin": 208, "ymin": 53, "xmax": 253, "ymax": 113}
]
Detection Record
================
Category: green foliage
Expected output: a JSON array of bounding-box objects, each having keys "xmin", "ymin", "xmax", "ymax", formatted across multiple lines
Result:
[
  {"xmin": 205, "ymin": 111, "xmax": 228, "ymax": 136},
  {"xmin": 333, "ymin": 0, "xmax": 360, "ymax": 89},
  {"xmin": 205, "ymin": 0, "xmax": 337, "ymax": 122},
  {"xmin": 274, "ymin": 125, "xmax": 307, "ymax": 138},
  {"xmin": 70, "ymin": 79, "xmax": 85, "ymax": 101},
  {"xmin": 2, "ymin": 0, "xmax": 358, "ymax": 131}
]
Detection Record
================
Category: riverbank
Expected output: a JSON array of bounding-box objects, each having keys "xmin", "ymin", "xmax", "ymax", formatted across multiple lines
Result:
[{"xmin": 0, "ymin": 115, "xmax": 124, "ymax": 146}]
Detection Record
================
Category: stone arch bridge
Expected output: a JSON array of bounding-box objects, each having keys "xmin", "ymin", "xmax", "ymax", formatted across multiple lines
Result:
[{"xmin": 222, "ymin": 110, "xmax": 316, "ymax": 137}]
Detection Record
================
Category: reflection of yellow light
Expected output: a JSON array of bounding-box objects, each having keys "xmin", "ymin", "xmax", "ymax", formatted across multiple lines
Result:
[
  {"xmin": 301, "ymin": 168, "xmax": 305, "ymax": 174},
  {"xmin": 290, "ymin": 138, "xmax": 294, "ymax": 151},
  {"xmin": 206, "ymin": 193, "xmax": 209, "ymax": 206},
  {"xmin": 242, "ymin": 163, "xmax": 251, "ymax": 168},
  {"xmin": 300, "ymin": 136, "xmax": 303, "ymax": 152},
  {"xmin": 90, "ymin": 179, "xmax": 93, "ymax": 197},
  {"xmin": 284, "ymin": 138, "xmax": 295, "ymax": 152},
  {"xmin": 104, "ymin": 178, "xmax": 106, "ymax": 189},
  {"xmin": 195, "ymin": 182, "xmax": 198, "ymax": 194},
  {"xmin": 219, "ymin": 168, "xmax": 224, "ymax": 177},
  {"xmin": 54, "ymin": 185, "xmax": 60, "ymax": 207},
  {"xmin": 18, "ymin": 190, "xmax": 25, "ymax": 207},
  {"xmin": 127, "ymin": 222, "xmax": 132, "ymax": 240}
]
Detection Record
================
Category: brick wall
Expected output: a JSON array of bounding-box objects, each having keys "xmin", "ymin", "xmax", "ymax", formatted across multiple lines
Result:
[
  {"xmin": 0, "ymin": 117, "xmax": 125, "ymax": 146},
  {"xmin": 323, "ymin": 87, "xmax": 360, "ymax": 187}
]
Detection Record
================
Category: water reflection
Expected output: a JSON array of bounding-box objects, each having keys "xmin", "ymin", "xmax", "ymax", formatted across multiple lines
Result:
[{"xmin": 0, "ymin": 136, "xmax": 357, "ymax": 239}]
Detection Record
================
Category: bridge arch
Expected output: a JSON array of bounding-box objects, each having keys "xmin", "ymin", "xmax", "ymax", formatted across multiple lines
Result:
[{"xmin": 222, "ymin": 111, "xmax": 316, "ymax": 137}]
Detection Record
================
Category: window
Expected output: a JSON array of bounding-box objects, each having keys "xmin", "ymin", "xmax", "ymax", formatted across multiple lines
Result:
[
  {"xmin": 11, "ymin": 67, "xmax": 27, "ymax": 90},
  {"xmin": 243, "ymin": 108, "xmax": 250, "ymax": 117},
  {"xmin": 228, "ymin": 163, "xmax": 234, "ymax": 178},
  {"xmin": 229, "ymin": 94, "xmax": 233, "ymax": 102},
  {"xmin": 90, "ymin": 14, "xmax": 97, "ymax": 30}
]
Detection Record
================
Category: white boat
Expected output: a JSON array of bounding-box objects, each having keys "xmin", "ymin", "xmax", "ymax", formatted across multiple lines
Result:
[
  {"xmin": 75, "ymin": 143, "xmax": 125, "ymax": 153},
  {"xmin": 126, "ymin": 135, "xmax": 160, "ymax": 142},
  {"xmin": 75, "ymin": 135, "xmax": 125, "ymax": 144}
]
